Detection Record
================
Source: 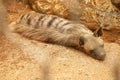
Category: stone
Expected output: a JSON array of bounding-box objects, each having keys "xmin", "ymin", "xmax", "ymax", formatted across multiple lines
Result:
[{"xmin": 28, "ymin": 0, "xmax": 120, "ymax": 30}]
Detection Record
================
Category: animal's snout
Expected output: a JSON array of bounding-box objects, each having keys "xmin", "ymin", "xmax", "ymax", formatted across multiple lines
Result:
[{"xmin": 90, "ymin": 47, "xmax": 106, "ymax": 60}]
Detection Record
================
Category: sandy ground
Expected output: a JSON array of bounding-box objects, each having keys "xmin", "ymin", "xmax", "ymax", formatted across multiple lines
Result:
[{"xmin": 0, "ymin": 2, "xmax": 120, "ymax": 80}]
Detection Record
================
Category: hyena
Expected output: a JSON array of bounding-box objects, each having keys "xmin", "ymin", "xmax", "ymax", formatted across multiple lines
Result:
[{"xmin": 9, "ymin": 11, "xmax": 106, "ymax": 60}]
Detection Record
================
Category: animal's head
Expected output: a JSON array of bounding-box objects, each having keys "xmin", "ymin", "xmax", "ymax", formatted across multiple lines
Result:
[{"xmin": 79, "ymin": 27, "xmax": 106, "ymax": 60}]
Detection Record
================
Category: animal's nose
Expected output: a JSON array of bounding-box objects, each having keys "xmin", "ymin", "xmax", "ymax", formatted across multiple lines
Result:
[
  {"xmin": 97, "ymin": 51, "xmax": 106, "ymax": 60},
  {"xmin": 90, "ymin": 48, "xmax": 106, "ymax": 60}
]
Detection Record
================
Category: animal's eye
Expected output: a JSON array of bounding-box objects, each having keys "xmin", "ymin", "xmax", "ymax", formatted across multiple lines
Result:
[
  {"xmin": 90, "ymin": 49, "xmax": 95, "ymax": 54},
  {"xmin": 79, "ymin": 37, "xmax": 85, "ymax": 46}
]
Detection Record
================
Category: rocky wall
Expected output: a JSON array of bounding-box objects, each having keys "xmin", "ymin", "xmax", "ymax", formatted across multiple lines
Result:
[{"xmin": 27, "ymin": 0, "xmax": 120, "ymax": 30}]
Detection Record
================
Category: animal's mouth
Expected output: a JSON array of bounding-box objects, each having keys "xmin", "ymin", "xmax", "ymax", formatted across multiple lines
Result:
[{"xmin": 90, "ymin": 48, "xmax": 106, "ymax": 60}]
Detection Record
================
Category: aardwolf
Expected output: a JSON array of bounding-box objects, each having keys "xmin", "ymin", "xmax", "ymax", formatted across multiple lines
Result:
[{"xmin": 9, "ymin": 11, "xmax": 106, "ymax": 60}]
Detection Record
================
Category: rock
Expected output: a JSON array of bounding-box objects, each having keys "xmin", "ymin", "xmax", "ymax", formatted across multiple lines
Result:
[
  {"xmin": 1, "ymin": 28, "xmax": 120, "ymax": 80},
  {"xmin": 111, "ymin": 0, "xmax": 120, "ymax": 9},
  {"xmin": 28, "ymin": 0, "xmax": 69, "ymax": 19},
  {"xmin": 28, "ymin": 0, "xmax": 120, "ymax": 30}
]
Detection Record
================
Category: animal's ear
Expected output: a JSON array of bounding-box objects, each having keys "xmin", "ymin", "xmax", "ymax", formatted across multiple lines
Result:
[
  {"xmin": 79, "ymin": 37, "xmax": 85, "ymax": 47},
  {"xmin": 93, "ymin": 27, "xmax": 103, "ymax": 37}
]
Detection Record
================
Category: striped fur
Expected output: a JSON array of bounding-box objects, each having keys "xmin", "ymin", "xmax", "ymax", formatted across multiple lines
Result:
[{"xmin": 9, "ymin": 11, "xmax": 106, "ymax": 60}]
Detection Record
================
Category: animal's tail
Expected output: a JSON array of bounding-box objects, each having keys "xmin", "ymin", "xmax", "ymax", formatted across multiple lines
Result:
[{"xmin": 9, "ymin": 22, "xmax": 80, "ymax": 47}]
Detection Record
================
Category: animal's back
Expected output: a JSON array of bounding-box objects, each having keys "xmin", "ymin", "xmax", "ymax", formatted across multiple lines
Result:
[{"xmin": 15, "ymin": 11, "xmax": 93, "ymax": 35}]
